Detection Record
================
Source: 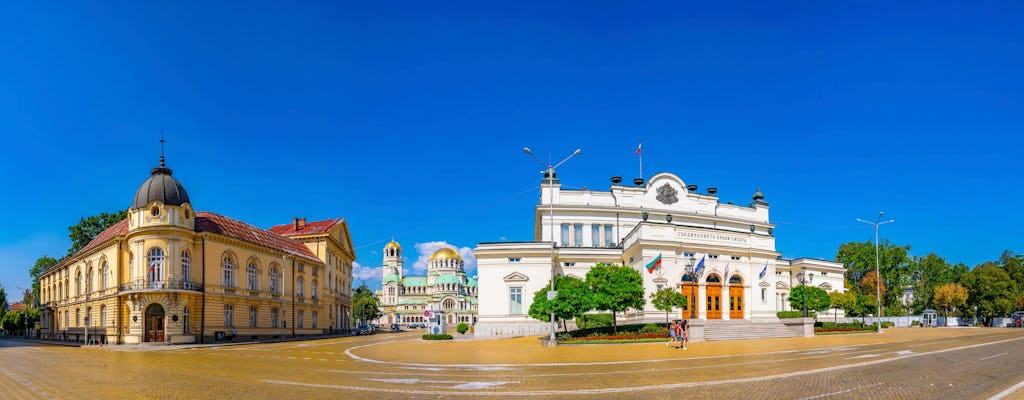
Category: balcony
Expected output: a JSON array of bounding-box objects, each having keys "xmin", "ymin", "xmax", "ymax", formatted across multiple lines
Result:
[{"xmin": 119, "ymin": 279, "xmax": 204, "ymax": 293}]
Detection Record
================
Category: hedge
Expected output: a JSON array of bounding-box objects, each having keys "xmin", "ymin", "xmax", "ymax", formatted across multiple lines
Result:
[
  {"xmin": 777, "ymin": 311, "xmax": 816, "ymax": 319},
  {"xmin": 422, "ymin": 334, "xmax": 453, "ymax": 340}
]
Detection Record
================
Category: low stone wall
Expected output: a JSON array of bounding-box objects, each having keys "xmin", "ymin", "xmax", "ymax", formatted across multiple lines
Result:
[
  {"xmin": 686, "ymin": 320, "xmax": 705, "ymax": 342},
  {"xmin": 781, "ymin": 317, "xmax": 815, "ymax": 337}
]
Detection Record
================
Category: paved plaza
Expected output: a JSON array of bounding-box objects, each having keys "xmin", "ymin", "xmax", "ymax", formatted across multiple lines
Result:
[{"xmin": 2, "ymin": 328, "xmax": 1024, "ymax": 399}]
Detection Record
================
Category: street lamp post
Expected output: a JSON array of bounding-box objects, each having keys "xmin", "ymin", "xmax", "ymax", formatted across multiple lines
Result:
[
  {"xmin": 797, "ymin": 267, "xmax": 813, "ymax": 318},
  {"xmin": 685, "ymin": 255, "xmax": 698, "ymax": 319},
  {"xmin": 281, "ymin": 250, "xmax": 299, "ymax": 339},
  {"xmin": 523, "ymin": 146, "xmax": 582, "ymax": 343},
  {"xmin": 857, "ymin": 212, "xmax": 894, "ymax": 333}
]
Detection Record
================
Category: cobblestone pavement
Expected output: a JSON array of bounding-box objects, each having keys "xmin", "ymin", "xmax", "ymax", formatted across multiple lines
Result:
[{"xmin": 3, "ymin": 328, "xmax": 1024, "ymax": 399}]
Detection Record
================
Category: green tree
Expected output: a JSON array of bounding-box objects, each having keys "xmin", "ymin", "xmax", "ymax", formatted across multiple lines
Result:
[
  {"xmin": 29, "ymin": 256, "xmax": 57, "ymax": 306},
  {"xmin": 650, "ymin": 287, "xmax": 687, "ymax": 326},
  {"xmin": 67, "ymin": 210, "xmax": 128, "ymax": 256},
  {"xmin": 787, "ymin": 285, "xmax": 831, "ymax": 315},
  {"xmin": 351, "ymin": 285, "xmax": 383, "ymax": 327},
  {"xmin": 586, "ymin": 263, "xmax": 644, "ymax": 334},
  {"xmin": 528, "ymin": 275, "xmax": 594, "ymax": 331},
  {"xmin": 961, "ymin": 263, "xmax": 1018, "ymax": 324},
  {"xmin": 456, "ymin": 322, "xmax": 469, "ymax": 334},
  {"xmin": 836, "ymin": 239, "xmax": 910, "ymax": 312},
  {"xmin": 0, "ymin": 285, "xmax": 7, "ymax": 322},
  {"xmin": 829, "ymin": 291, "xmax": 857, "ymax": 320},
  {"xmin": 932, "ymin": 282, "xmax": 968, "ymax": 327}
]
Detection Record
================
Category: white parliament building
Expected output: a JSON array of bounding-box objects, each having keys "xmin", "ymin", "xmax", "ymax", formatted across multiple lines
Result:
[{"xmin": 473, "ymin": 171, "xmax": 846, "ymax": 337}]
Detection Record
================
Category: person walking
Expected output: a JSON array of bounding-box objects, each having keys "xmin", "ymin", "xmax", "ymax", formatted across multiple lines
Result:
[
  {"xmin": 680, "ymin": 319, "xmax": 689, "ymax": 350},
  {"xmin": 666, "ymin": 320, "xmax": 678, "ymax": 347},
  {"xmin": 672, "ymin": 320, "xmax": 683, "ymax": 349}
]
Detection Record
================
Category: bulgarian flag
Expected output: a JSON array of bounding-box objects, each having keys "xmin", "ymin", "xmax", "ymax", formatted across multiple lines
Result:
[
  {"xmin": 645, "ymin": 253, "xmax": 662, "ymax": 273},
  {"xmin": 634, "ymin": 141, "xmax": 642, "ymax": 156}
]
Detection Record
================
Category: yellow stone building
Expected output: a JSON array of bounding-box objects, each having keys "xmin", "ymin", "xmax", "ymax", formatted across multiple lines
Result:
[{"xmin": 37, "ymin": 152, "xmax": 356, "ymax": 344}]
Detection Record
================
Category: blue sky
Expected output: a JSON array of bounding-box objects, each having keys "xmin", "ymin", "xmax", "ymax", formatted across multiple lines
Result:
[{"xmin": 1, "ymin": 2, "xmax": 1022, "ymax": 295}]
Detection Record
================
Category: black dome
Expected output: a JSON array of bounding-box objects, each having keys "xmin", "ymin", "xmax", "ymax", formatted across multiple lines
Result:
[{"xmin": 132, "ymin": 166, "xmax": 190, "ymax": 209}]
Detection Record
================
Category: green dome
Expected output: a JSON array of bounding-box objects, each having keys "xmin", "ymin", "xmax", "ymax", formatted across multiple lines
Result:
[
  {"xmin": 382, "ymin": 274, "xmax": 401, "ymax": 284},
  {"xmin": 466, "ymin": 278, "xmax": 478, "ymax": 287}
]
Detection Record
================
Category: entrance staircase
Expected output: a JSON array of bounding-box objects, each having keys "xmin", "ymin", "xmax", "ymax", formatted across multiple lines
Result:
[{"xmin": 702, "ymin": 320, "xmax": 800, "ymax": 341}]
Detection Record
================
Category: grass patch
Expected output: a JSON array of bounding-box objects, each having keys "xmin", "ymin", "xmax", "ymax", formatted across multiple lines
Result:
[{"xmin": 561, "ymin": 338, "xmax": 668, "ymax": 344}]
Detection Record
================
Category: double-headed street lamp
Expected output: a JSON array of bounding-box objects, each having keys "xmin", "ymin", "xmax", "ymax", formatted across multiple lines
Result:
[
  {"xmin": 857, "ymin": 212, "xmax": 894, "ymax": 333},
  {"xmin": 797, "ymin": 267, "xmax": 813, "ymax": 318},
  {"xmin": 523, "ymin": 146, "xmax": 582, "ymax": 343},
  {"xmin": 685, "ymin": 255, "xmax": 700, "ymax": 319}
]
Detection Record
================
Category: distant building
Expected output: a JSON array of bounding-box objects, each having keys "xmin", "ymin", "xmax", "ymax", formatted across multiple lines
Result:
[
  {"xmin": 8, "ymin": 302, "xmax": 27, "ymax": 312},
  {"xmin": 38, "ymin": 146, "xmax": 356, "ymax": 344},
  {"xmin": 474, "ymin": 171, "xmax": 846, "ymax": 337},
  {"xmin": 375, "ymin": 241, "xmax": 478, "ymax": 327}
]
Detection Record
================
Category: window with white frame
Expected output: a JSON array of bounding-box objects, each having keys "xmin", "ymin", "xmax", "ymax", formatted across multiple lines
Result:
[
  {"xmin": 270, "ymin": 266, "xmax": 279, "ymax": 293},
  {"xmin": 249, "ymin": 306, "xmax": 258, "ymax": 327},
  {"xmin": 591, "ymin": 224, "xmax": 601, "ymax": 247},
  {"xmin": 183, "ymin": 307, "xmax": 191, "ymax": 333},
  {"xmin": 604, "ymin": 224, "xmax": 613, "ymax": 247},
  {"xmin": 247, "ymin": 262, "xmax": 258, "ymax": 291},
  {"xmin": 148, "ymin": 247, "xmax": 165, "ymax": 282},
  {"xmin": 761, "ymin": 288, "xmax": 767, "ymax": 302},
  {"xmin": 224, "ymin": 304, "xmax": 234, "ymax": 326},
  {"xmin": 560, "ymin": 224, "xmax": 570, "ymax": 247},
  {"xmin": 507, "ymin": 257, "xmax": 521, "ymax": 263},
  {"xmin": 509, "ymin": 287, "xmax": 523, "ymax": 314},
  {"xmin": 297, "ymin": 277, "xmax": 304, "ymax": 297},
  {"xmin": 312, "ymin": 311, "xmax": 318, "ymax": 329},
  {"xmin": 223, "ymin": 257, "xmax": 234, "ymax": 288},
  {"xmin": 311, "ymin": 279, "xmax": 318, "ymax": 299},
  {"xmin": 298, "ymin": 310, "xmax": 304, "ymax": 328},
  {"xmin": 271, "ymin": 307, "xmax": 279, "ymax": 328},
  {"xmin": 181, "ymin": 251, "xmax": 190, "ymax": 282},
  {"xmin": 100, "ymin": 305, "xmax": 106, "ymax": 327},
  {"xmin": 573, "ymin": 224, "xmax": 583, "ymax": 247}
]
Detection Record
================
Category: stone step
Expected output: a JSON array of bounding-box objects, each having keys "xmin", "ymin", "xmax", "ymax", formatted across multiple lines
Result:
[{"xmin": 702, "ymin": 321, "xmax": 800, "ymax": 341}]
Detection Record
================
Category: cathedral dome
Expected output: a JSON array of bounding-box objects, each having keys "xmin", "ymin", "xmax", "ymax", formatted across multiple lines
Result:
[
  {"xmin": 429, "ymin": 247, "xmax": 461, "ymax": 261},
  {"xmin": 132, "ymin": 164, "xmax": 190, "ymax": 209},
  {"xmin": 385, "ymin": 240, "xmax": 401, "ymax": 249}
]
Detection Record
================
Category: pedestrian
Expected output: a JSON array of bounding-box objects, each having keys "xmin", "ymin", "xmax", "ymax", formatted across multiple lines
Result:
[
  {"xmin": 666, "ymin": 320, "xmax": 677, "ymax": 347},
  {"xmin": 681, "ymin": 319, "xmax": 689, "ymax": 350},
  {"xmin": 673, "ymin": 320, "xmax": 683, "ymax": 348}
]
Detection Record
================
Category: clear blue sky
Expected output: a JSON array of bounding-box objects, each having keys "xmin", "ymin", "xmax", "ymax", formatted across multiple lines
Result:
[{"xmin": 2, "ymin": 2, "xmax": 1022, "ymax": 296}]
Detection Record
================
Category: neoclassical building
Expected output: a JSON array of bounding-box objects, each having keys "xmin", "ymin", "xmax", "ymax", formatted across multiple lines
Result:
[
  {"xmin": 375, "ymin": 241, "xmax": 478, "ymax": 327},
  {"xmin": 38, "ymin": 151, "xmax": 356, "ymax": 344},
  {"xmin": 473, "ymin": 171, "xmax": 846, "ymax": 337}
]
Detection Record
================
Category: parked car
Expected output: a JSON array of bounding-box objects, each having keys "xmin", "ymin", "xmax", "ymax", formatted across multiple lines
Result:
[
  {"xmin": 356, "ymin": 325, "xmax": 374, "ymax": 335},
  {"xmin": 409, "ymin": 323, "xmax": 425, "ymax": 329},
  {"xmin": 1010, "ymin": 311, "xmax": 1024, "ymax": 327}
]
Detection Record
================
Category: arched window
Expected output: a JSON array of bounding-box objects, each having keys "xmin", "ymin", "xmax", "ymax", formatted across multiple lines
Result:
[
  {"xmin": 181, "ymin": 251, "xmax": 191, "ymax": 282},
  {"xmin": 247, "ymin": 262, "xmax": 258, "ymax": 291},
  {"xmin": 297, "ymin": 277, "xmax": 304, "ymax": 297},
  {"xmin": 147, "ymin": 247, "xmax": 165, "ymax": 283},
  {"xmin": 269, "ymin": 265, "xmax": 279, "ymax": 294},
  {"xmin": 101, "ymin": 262, "xmax": 108, "ymax": 290},
  {"xmin": 729, "ymin": 276, "xmax": 743, "ymax": 285},
  {"xmin": 76, "ymin": 269, "xmax": 82, "ymax": 296},
  {"xmin": 100, "ymin": 305, "xmax": 106, "ymax": 327},
  {"xmin": 311, "ymin": 279, "xmax": 318, "ymax": 299},
  {"xmin": 87, "ymin": 267, "xmax": 94, "ymax": 293},
  {"xmin": 183, "ymin": 306, "xmax": 191, "ymax": 333},
  {"xmin": 223, "ymin": 257, "xmax": 234, "ymax": 288}
]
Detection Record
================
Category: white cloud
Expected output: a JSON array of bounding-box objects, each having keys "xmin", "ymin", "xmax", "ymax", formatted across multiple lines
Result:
[
  {"xmin": 411, "ymin": 241, "xmax": 477, "ymax": 275},
  {"xmin": 352, "ymin": 261, "xmax": 382, "ymax": 281}
]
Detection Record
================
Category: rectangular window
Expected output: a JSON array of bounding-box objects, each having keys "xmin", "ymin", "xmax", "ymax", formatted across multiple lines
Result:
[
  {"xmin": 298, "ymin": 310, "xmax": 305, "ymax": 329},
  {"xmin": 604, "ymin": 224, "xmax": 613, "ymax": 247},
  {"xmin": 312, "ymin": 311, "xmax": 318, "ymax": 329},
  {"xmin": 507, "ymin": 257, "xmax": 521, "ymax": 263},
  {"xmin": 822, "ymin": 271, "xmax": 828, "ymax": 276},
  {"xmin": 709, "ymin": 254, "xmax": 719, "ymax": 260},
  {"xmin": 224, "ymin": 305, "xmax": 234, "ymax": 327},
  {"xmin": 509, "ymin": 287, "xmax": 523, "ymax": 314},
  {"xmin": 249, "ymin": 306, "xmax": 257, "ymax": 328},
  {"xmin": 563, "ymin": 262, "xmax": 576, "ymax": 267},
  {"xmin": 100, "ymin": 306, "xmax": 106, "ymax": 327},
  {"xmin": 560, "ymin": 224, "xmax": 570, "ymax": 247},
  {"xmin": 731, "ymin": 256, "xmax": 741, "ymax": 261},
  {"xmin": 761, "ymin": 288, "xmax": 767, "ymax": 302},
  {"xmin": 297, "ymin": 263, "xmax": 304, "ymax": 273},
  {"xmin": 573, "ymin": 224, "xmax": 583, "ymax": 247},
  {"xmin": 656, "ymin": 284, "xmax": 663, "ymax": 292},
  {"xmin": 683, "ymin": 252, "xmax": 695, "ymax": 258},
  {"xmin": 591, "ymin": 224, "xmax": 600, "ymax": 247}
]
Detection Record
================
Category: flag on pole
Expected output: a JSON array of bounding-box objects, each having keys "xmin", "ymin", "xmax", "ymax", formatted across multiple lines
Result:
[
  {"xmin": 634, "ymin": 141, "xmax": 642, "ymax": 156},
  {"xmin": 693, "ymin": 256, "xmax": 705, "ymax": 276},
  {"xmin": 645, "ymin": 253, "xmax": 662, "ymax": 274},
  {"xmin": 724, "ymin": 262, "xmax": 730, "ymax": 278},
  {"xmin": 758, "ymin": 262, "xmax": 768, "ymax": 280}
]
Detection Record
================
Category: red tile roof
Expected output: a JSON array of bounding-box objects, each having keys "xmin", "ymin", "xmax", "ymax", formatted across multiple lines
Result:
[
  {"xmin": 50, "ymin": 212, "xmax": 322, "ymax": 273},
  {"xmin": 268, "ymin": 218, "xmax": 342, "ymax": 237},
  {"xmin": 53, "ymin": 219, "xmax": 129, "ymax": 270},
  {"xmin": 9, "ymin": 303, "xmax": 26, "ymax": 311},
  {"xmin": 196, "ymin": 212, "xmax": 321, "ymax": 263}
]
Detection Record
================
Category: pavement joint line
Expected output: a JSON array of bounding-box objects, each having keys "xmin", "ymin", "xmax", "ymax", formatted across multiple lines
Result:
[
  {"xmin": 343, "ymin": 331, "xmax": 1009, "ymax": 369},
  {"xmin": 798, "ymin": 383, "xmax": 882, "ymax": 400},
  {"xmin": 980, "ymin": 352, "xmax": 1008, "ymax": 361},
  {"xmin": 264, "ymin": 335, "xmax": 1024, "ymax": 396},
  {"xmin": 989, "ymin": 378, "xmax": 1024, "ymax": 400}
]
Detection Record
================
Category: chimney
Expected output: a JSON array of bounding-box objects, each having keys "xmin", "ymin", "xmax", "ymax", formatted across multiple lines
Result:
[{"xmin": 293, "ymin": 217, "xmax": 307, "ymax": 231}]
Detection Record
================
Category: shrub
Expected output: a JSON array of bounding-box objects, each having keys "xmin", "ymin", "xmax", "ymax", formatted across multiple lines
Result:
[
  {"xmin": 422, "ymin": 334, "xmax": 453, "ymax": 340},
  {"xmin": 576, "ymin": 313, "xmax": 614, "ymax": 329},
  {"xmin": 881, "ymin": 321, "xmax": 894, "ymax": 328},
  {"xmin": 777, "ymin": 311, "xmax": 816, "ymax": 319},
  {"xmin": 639, "ymin": 324, "xmax": 664, "ymax": 334},
  {"xmin": 910, "ymin": 320, "xmax": 921, "ymax": 327},
  {"xmin": 456, "ymin": 322, "xmax": 469, "ymax": 334}
]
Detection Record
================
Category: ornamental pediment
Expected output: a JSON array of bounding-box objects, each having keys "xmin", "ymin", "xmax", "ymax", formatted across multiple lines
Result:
[
  {"xmin": 776, "ymin": 281, "xmax": 790, "ymax": 290},
  {"xmin": 653, "ymin": 276, "xmax": 668, "ymax": 284},
  {"xmin": 758, "ymin": 281, "xmax": 770, "ymax": 288},
  {"xmin": 818, "ymin": 283, "xmax": 833, "ymax": 291},
  {"xmin": 503, "ymin": 272, "xmax": 530, "ymax": 282}
]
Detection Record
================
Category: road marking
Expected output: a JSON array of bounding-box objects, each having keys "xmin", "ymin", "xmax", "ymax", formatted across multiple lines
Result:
[
  {"xmin": 266, "ymin": 335, "xmax": 1024, "ymax": 396},
  {"xmin": 989, "ymin": 378, "xmax": 1024, "ymax": 400},
  {"xmin": 894, "ymin": 350, "xmax": 914, "ymax": 355},
  {"xmin": 364, "ymin": 378, "xmax": 517, "ymax": 389},
  {"xmin": 850, "ymin": 354, "xmax": 880, "ymax": 359},
  {"xmin": 0, "ymin": 366, "xmax": 56, "ymax": 400},
  {"xmin": 980, "ymin": 352, "xmax": 1008, "ymax": 361},
  {"xmin": 798, "ymin": 383, "xmax": 882, "ymax": 400}
]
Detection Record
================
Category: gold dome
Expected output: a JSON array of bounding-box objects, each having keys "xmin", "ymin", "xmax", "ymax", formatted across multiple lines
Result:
[
  {"xmin": 429, "ymin": 247, "xmax": 461, "ymax": 261},
  {"xmin": 385, "ymin": 240, "xmax": 401, "ymax": 249}
]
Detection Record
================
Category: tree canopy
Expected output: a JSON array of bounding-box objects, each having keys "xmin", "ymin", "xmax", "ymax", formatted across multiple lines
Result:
[
  {"xmin": 650, "ymin": 287, "xmax": 687, "ymax": 325},
  {"xmin": 528, "ymin": 275, "xmax": 594, "ymax": 330},
  {"xmin": 586, "ymin": 263, "xmax": 644, "ymax": 333},
  {"xmin": 352, "ymin": 284, "xmax": 383, "ymax": 326},
  {"xmin": 67, "ymin": 210, "xmax": 128, "ymax": 256},
  {"xmin": 788, "ymin": 285, "xmax": 831, "ymax": 313}
]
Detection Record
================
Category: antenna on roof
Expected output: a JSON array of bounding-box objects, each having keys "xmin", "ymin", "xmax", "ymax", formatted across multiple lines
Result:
[{"xmin": 160, "ymin": 129, "xmax": 166, "ymax": 168}]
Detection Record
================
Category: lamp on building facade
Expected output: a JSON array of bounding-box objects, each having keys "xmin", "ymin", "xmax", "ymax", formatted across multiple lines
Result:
[
  {"xmin": 685, "ymin": 255, "xmax": 699, "ymax": 319},
  {"xmin": 523, "ymin": 146, "xmax": 582, "ymax": 343}
]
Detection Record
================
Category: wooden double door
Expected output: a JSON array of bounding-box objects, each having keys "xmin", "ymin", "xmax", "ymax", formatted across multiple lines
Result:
[{"xmin": 145, "ymin": 303, "xmax": 165, "ymax": 342}]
